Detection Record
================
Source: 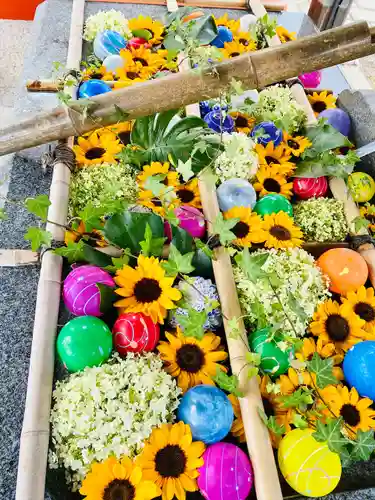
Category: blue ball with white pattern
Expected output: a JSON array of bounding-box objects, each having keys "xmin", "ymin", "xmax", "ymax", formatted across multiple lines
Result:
[
  {"xmin": 78, "ymin": 79, "xmax": 112, "ymax": 99},
  {"xmin": 94, "ymin": 30, "xmax": 127, "ymax": 61},
  {"xmin": 210, "ymin": 25, "xmax": 233, "ymax": 48},
  {"xmin": 251, "ymin": 121, "xmax": 283, "ymax": 146},
  {"xmin": 343, "ymin": 341, "xmax": 375, "ymax": 400}
]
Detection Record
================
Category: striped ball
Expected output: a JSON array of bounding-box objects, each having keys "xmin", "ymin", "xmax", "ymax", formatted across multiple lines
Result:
[
  {"xmin": 293, "ymin": 176, "xmax": 328, "ymax": 199},
  {"xmin": 198, "ymin": 442, "xmax": 253, "ymax": 500},
  {"xmin": 63, "ymin": 265, "xmax": 115, "ymax": 317},
  {"xmin": 278, "ymin": 429, "xmax": 342, "ymax": 497},
  {"xmin": 112, "ymin": 313, "xmax": 160, "ymax": 355}
]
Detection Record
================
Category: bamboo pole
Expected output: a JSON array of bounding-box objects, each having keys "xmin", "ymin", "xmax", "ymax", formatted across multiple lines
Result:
[
  {"xmin": 1, "ymin": 21, "xmax": 375, "ymax": 156},
  {"xmin": 15, "ymin": 1, "xmax": 85, "ymax": 499},
  {"xmin": 87, "ymin": 0, "xmax": 287, "ymax": 10},
  {"xmin": 0, "ymin": 249, "xmax": 39, "ymax": 267}
]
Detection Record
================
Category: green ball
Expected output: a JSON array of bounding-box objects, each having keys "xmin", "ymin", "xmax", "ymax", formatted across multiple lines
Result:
[
  {"xmin": 57, "ymin": 316, "xmax": 113, "ymax": 372},
  {"xmin": 249, "ymin": 327, "xmax": 292, "ymax": 377},
  {"xmin": 253, "ymin": 194, "xmax": 293, "ymax": 217},
  {"xmin": 192, "ymin": 248, "xmax": 214, "ymax": 279}
]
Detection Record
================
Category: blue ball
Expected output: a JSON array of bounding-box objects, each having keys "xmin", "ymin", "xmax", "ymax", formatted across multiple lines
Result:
[
  {"xmin": 200, "ymin": 101, "xmax": 212, "ymax": 118},
  {"xmin": 210, "ymin": 25, "xmax": 233, "ymax": 49},
  {"xmin": 94, "ymin": 30, "xmax": 127, "ymax": 61},
  {"xmin": 217, "ymin": 178, "xmax": 257, "ymax": 212},
  {"xmin": 318, "ymin": 108, "xmax": 351, "ymax": 137},
  {"xmin": 103, "ymin": 54, "xmax": 124, "ymax": 72},
  {"xmin": 177, "ymin": 385, "xmax": 233, "ymax": 444},
  {"xmin": 343, "ymin": 341, "xmax": 375, "ymax": 400},
  {"xmin": 251, "ymin": 121, "xmax": 283, "ymax": 146},
  {"xmin": 204, "ymin": 110, "xmax": 234, "ymax": 134},
  {"xmin": 78, "ymin": 79, "xmax": 112, "ymax": 99}
]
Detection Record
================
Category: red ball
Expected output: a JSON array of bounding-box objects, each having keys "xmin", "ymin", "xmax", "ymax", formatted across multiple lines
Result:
[
  {"xmin": 127, "ymin": 37, "xmax": 149, "ymax": 50},
  {"xmin": 293, "ymin": 176, "xmax": 328, "ymax": 199},
  {"xmin": 112, "ymin": 313, "xmax": 160, "ymax": 355}
]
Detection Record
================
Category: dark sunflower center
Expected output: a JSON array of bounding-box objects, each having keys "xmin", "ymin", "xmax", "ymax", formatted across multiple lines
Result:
[
  {"xmin": 134, "ymin": 277, "xmax": 162, "ymax": 303},
  {"xmin": 155, "ymin": 445, "xmax": 187, "ymax": 478},
  {"xmin": 127, "ymin": 71, "xmax": 140, "ymax": 80},
  {"xmin": 312, "ymin": 101, "xmax": 327, "ymax": 113},
  {"xmin": 230, "ymin": 52, "xmax": 240, "ymax": 57},
  {"xmin": 91, "ymin": 72, "xmax": 104, "ymax": 79},
  {"xmin": 325, "ymin": 314, "xmax": 350, "ymax": 342},
  {"xmin": 354, "ymin": 302, "xmax": 375, "ymax": 322},
  {"xmin": 340, "ymin": 403, "xmax": 361, "ymax": 427},
  {"xmin": 265, "ymin": 156, "xmax": 280, "ymax": 165},
  {"xmin": 235, "ymin": 116, "xmax": 249, "ymax": 128},
  {"xmin": 118, "ymin": 131, "xmax": 131, "ymax": 145},
  {"xmin": 103, "ymin": 479, "xmax": 135, "ymax": 500},
  {"xmin": 85, "ymin": 147, "xmax": 105, "ymax": 160},
  {"xmin": 151, "ymin": 197, "xmax": 163, "ymax": 207},
  {"xmin": 287, "ymin": 139, "xmax": 300, "ymax": 150},
  {"xmin": 134, "ymin": 57, "xmax": 148, "ymax": 66},
  {"xmin": 263, "ymin": 178, "xmax": 281, "ymax": 193},
  {"xmin": 239, "ymin": 38, "xmax": 249, "ymax": 46},
  {"xmin": 233, "ymin": 221, "xmax": 250, "ymax": 239},
  {"xmin": 269, "ymin": 225, "xmax": 291, "ymax": 241},
  {"xmin": 177, "ymin": 188, "xmax": 195, "ymax": 203},
  {"xmin": 366, "ymin": 213, "xmax": 375, "ymax": 223},
  {"xmin": 176, "ymin": 344, "xmax": 205, "ymax": 373},
  {"xmin": 339, "ymin": 146, "xmax": 350, "ymax": 155},
  {"xmin": 262, "ymin": 397, "xmax": 275, "ymax": 418}
]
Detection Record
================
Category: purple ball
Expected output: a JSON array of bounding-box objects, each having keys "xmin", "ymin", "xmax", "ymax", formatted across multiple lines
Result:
[
  {"xmin": 198, "ymin": 442, "xmax": 253, "ymax": 500},
  {"xmin": 63, "ymin": 265, "xmax": 115, "ymax": 317},
  {"xmin": 318, "ymin": 108, "xmax": 351, "ymax": 137}
]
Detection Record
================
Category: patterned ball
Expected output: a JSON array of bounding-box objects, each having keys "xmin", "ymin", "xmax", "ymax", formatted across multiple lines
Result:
[
  {"xmin": 343, "ymin": 341, "xmax": 375, "ymax": 400},
  {"xmin": 198, "ymin": 442, "xmax": 253, "ymax": 500},
  {"xmin": 78, "ymin": 79, "xmax": 111, "ymax": 99},
  {"xmin": 63, "ymin": 265, "xmax": 115, "ymax": 317},
  {"xmin": 93, "ymin": 30, "xmax": 127, "ymax": 60},
  {"xmin": 299, "ymin": 70, "xmax": 322, "ymax": 88},
  {"xmin": 253, "ymin": 193, "xmax": 293, "ymax": 217},
  {"xmin": 178, "ymin": 385, "xmax": 233, "ymax": 444},
  {"xmin": 251, "ymin": 121, "xmax": 283, "ymax": 146},
  {"xmin": 210, "ymin": 25, "xmax": 233, "ymax": 48},
  {"xmin": 174, "ymin": 206, "xmax": 206, "ymax": 239},
  {"xmin": 112, "ymin": 312, "xmax": 160, "ymax": 355},
  {"xmin": 278, "ymin": 429, "xmax": 341, "ymax": 497},
  {"xmin": 348, "ymin": 172, "xmax": 375, "ymax": 203},
  {"xmin": 103, "ymin": 54, "xmax": 124, "ymax": 72},
  {"xmin": 204, "ymin": 110, "xmax": 234, "ymax": 134},
  {"xmin": 249, "ymin": 327, "xmax": 291, "ymax": 377},
  {"xmin": 293, "ymin": 176, "xmax": 328, "ymax": 199},
  {"xmin": 169, "ymin": 277, "xmax": 222, "ymax": 331},
  {"xmin": 217, "ymin": 178, "xmax": 257, "ymax": 212}
]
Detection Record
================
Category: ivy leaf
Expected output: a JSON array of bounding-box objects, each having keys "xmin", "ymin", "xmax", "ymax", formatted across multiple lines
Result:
[
  {"xmin": 176, "ymin": 308, "xmax": 206, "ymax": 340},
  {"xmin": 212, "ymin": 212, "xmax": 239, "ymax": 246},
  {"xmin": 250, "ymin": 297, "xmax": 268, "ymax": 329},
  {"xmin": 213, "ymin": 370, "xmax": 244, "ymax": 397},
  {"xmin": 228, "ymin": 317, "xmax": 242, "ymax": 339},
  {"xmin": 97, "ymin": 283, "xmax": 117, "ymax": 314},
  {"xmin": 164, "ymin": 208, "xmax": 180, "ymax": 227},
  {"xmin": 292, "ymin": 414, "xmax": 309, "ymax": 430},
  {"xmin": 288, "ymin": 292, "xmax": 308, "ymax": 323},
  {"xmin": 352, "ymin": 216, "xmax": 370, "ymax": 233},
  {"xmin": 235, "ymin": 248, "xmax": 269, "ymax": 283},
  {"xmin": 305, "ymin": 119, "xmax": 352, "ymax": 154},
  {"xmin": 278, "ymin": 388, "xmax": 314, "ymax": 411},
  {"xmin": 176, "ymin": 158, "xmax": 194, "ymax": 182},
  {"xmin": 144, "ymin": 174, "xmax": 168, "ymax": 198},
  {"xmin": 258, "ymin": 408, "xmax": 285, "ymax": 436},
  {"xmin": 307, "ymin": 352, "xmax": 337, "ymax": 389},
  {"xmin": 82, "ymin": 244, "xmax": 113, "ymax": 268},
  {"xmin": 54, "ymin": 241, "xmax": 85, "ymax": 263},
  {"xmin": 78, "ymin": 203, "xmax": 103, "ymax": 233},
  {"xmin": 340, "ymin": 447, "xmax": 353, "ymax": 468},
  {"xmin": 25, "ymin": 194, "xmax": 51, "ymax": 221},
  {"xmin": 194, "ymin": 238, "xmax": 214, "ymax": 259},
  {"xmin": 245, "ymin": 351, "xmax": 261, "ymax": 366},
  {"xmin": 162, "ymin": 243, "xmax": 195, "ymax": 276},
  {"xmin": 247, "ymin": 366, "xmax": 259, "ymax": 379},
  {"xmin": 57, "ymin": 91, "xmax": 72, "ymax": 105},
  {"xmin": 113, "ymin": 104, "xmax": 130, "ymax": 122},
  {"xmin": 313, "ymin": 418, "xmax": 349, "ymax": 455},
  {"xmin": 0, "ymin": 208, "xmax": 7, "ymax": 220},
  {"xmin": 171, "ymin": 225, "xmax": 194, "ymax": 254},
  {"xmin": 139, "ymin": 223, "xmax": 166, "ymax": 257},
  {"xmin": 24, "ymin": 226, "xmax": 52, "ymax": 251},
  {"xmin": 351, "ymin": 430, "xmax": 375, "ymax": 462}
]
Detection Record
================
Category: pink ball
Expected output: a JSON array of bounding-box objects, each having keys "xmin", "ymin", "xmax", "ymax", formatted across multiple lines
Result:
[
  {"xmin": 293, "ymin": 176, "xmax": 328, "ymax": 199},
  {"xmin": 198, "ymin": 442, "xmax": 253, "ymax": 500},
  {"xmin": 175, "ymin": 205, "xmax": 206, "ymax": 238},
  {"xmin": 63, "ymin": 265, "xmax": 115, "ymax": 317},
  {"xmin": 299, "ymin": 70, "xmax": 322, "ymax": 88},
  {"xmin": 112, "ymin": 312, "xmax": 160, "ymax": 355}
]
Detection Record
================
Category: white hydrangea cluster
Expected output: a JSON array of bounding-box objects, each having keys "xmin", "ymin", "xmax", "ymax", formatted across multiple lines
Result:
[
  {"xmin": 48, "ymin": 353, "xmax": 181, "ymax": 490},
  {"xmin": 214, "ymin": 132, "xmax": 259, "ymax": 181},
  {"xmin": 83, "ymin": 10, "xmax": 132, "ymax": 41},
  {"xmin": 234, "ymin": 248, "xmax": 330, "ymax": 338}
]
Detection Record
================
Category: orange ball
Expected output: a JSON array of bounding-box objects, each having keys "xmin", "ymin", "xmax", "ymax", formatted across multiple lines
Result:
[{"xmin": 316, "ymin": 248, "xmax": 368, "ymax": 295}]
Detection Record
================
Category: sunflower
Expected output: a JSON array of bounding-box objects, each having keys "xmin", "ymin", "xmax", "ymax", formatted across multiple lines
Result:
[
  {"xmin": 255, "ymin": 142, "xmax": 295, "ymax": 176},
  {"xmin": 114, "ymin": 63, "xmax": 149, "ymax": 88},
  {"xmin": 360, "ymin": 204, "xmax": 375, "ymax": 233},
  {"xmin": 253, "ymin": 166, "xmax": 294, "ymax": 199},
  {"xmin": 82, "ymin": 65, "xmax": 113, "ymax": 81},
  {"xmin": 234, "ymin": 32, "xmax": 257, "ymax": 51},
  {"xmin": 296, "ymin": 337, "xmax": 344, "ymax": 381},
  {"xmin": 80, "ymin": 456, "xmax": 161, "ymax": 500},
  {"xmin": 120, "ymin": 46, "xmax": 165, "ymax": 74},
  {"xmin": 157, "ymin": 327, "xmax": 228, "ymax": 393},
  {"xmin": 307, "ymin": 91, "xmax": 337, "ymax": 117},
  {"xmin": 128, "ymin": 15, "xmax": 164, "ymax": 46},
  {"xmin": 262, "ymin": 212, "xmax": 303, "ymax": 249},
  {"xmin": 73, "ymin": 131, "xmax": 123, "ymax": 166},
  {"xmin": 320, "ymin": 385, "xmax": 375, "ymax": 436},
  {"xmin": 175, "ymin": 178, "xmax": 202, "ymax": 209},
  {"xmin": 310, "ymin": 299, "xmax": 368, "ymax": 353},
  {"xmin": 137, "ymin": 161, "xmax": 179, "ymax": 190},
  {"xmin": 138, "ymin": 188, "xmax": 178, "ymax": 217},
  {"xmin": 137, "ymin": 422, "xmax": 205, "ymax": 500},
  {"xmin": 229, "ymin": 111, "xmax": 255, "ymax": 135},
  {"xmin": 109, "ymin": 121, "xmax": 133, "ymax": 146},
  {"xmin": 282, "ymin": 132, "xmax": 312, "ymax": 158},
  {"xmin": 64, "ymin": 220, "xmax": 85, "ymax": 245},
  {"xmin": 276, "ymin": 26, "xmax": 296, "ymax": 43},
  {"xmin": 114, "ymin": 255, "xmax": 182, "ymax": 324},
  {"xmin": 214, "ymin": 13, "xmax": 240, "ymax": 34},
  {"xmin": 223, "ymin": 206, "xmax": 266, "ymax": 247},
  {"xmin": 220, "ymin": 40, "xmax": 253, "ymax": 59},
  {"xmin": 341, "ymin": 286, "xmax": 375, "ymax": 336},
  {"xmin": 228, "ymin": 395, "xmax": 246, "ymax": 443}
]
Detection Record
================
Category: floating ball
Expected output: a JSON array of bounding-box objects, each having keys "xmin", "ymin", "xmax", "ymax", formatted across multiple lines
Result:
[
  {"xmin": 93, "ymin": 30, "xmax": 127, "ymax": 60},
  {"xmin": 348, "ymin": 172, "xmax": 375, "ymax": 203},
  {"xmin": 343, "ymin": 341, "xmax": 375, "ymax": 400},
  {"xmin": 249, "ymin": 327, "xmax": 291, "ymax": 377},
  {"xmin": 57, "ymin": 316, "xmax": 113, "ymax": 372},
  {"xmin": 316, "ymin": 248, "xmax": 368, "ymax": 295},
  {"xmin": 278, "ymin": 429, "xmax": 341, "ymax": 497},
  {"xmin": 319, "ymin": 108, "xmax": 351, "ymax": 137},
  {"xmin": 177, "ymin": 385, "xmax": 233, "ymax": 444},
  {"xmin": 239, "ymin": 14, "xmax": 257, "ymax": 31},
  {"xmin": 251, "ymin": 121, "xmax": 283, "ymax": 146},
  {"xmin": 199, "ymin": 101, "xmax": 211, "ymax": 118},
  {"xmin": 103, "ymin": 54, "xmax": 124, "ymax": 72},
  {"xmin": 78, "ymin": 79, "xmax": 111, "ymax": 99},
  {"xmin": 127, "ymin": 36, "xmax": 149, "ymax": 49},
  {"xmin": 174, "ymin": 206, "xmax": 206, "ymax": 239},
  {"xmin": 198, "ymin": 442, "xmax": 253, "ymax": 499},
  {"xmin": 63, "ymin": 264, "xmax": 115, "ymax": 317},
  {"xmin": 299, "ymin": 70, "xmax": 322, "ymax": 89},
  {"xmin": 217, "ymin": 178, "xmax": 257, "ymax": 212},
  {"xmin": 210, "ymin": 25, "xmax": 233, "ymax": 48},
  {"xmin": 253, "ymin": 193, "xmax": 293, "ymax": 217},
  {"xmin": 112, "ymin": 312, "xmax": 160, "ymax": 355},
  {"xmin": 293, "ymin": 176, "xmax": 328, "ymax": 199},
  {"xmin": 204, "ymin": 110, "xmax": 234, "ymax": 134}
]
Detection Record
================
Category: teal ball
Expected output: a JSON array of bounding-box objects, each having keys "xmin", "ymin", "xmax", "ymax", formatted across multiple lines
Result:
[
  {"xmin": 249, "ymin": 327, "xmax": 292, "ymax": 377},
  {"xmin": 253, "ymin": 194, "xmax": 293, "ymax": 217}
]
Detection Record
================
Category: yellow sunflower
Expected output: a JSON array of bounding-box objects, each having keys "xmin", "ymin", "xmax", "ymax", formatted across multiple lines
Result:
[
  {"xmin": 138, "ymin": 188, "xmax": 178, "ymax": 217},
  {"xmin": 341, "ymin": 286, "xmax": 375, "ymax": 336},
  {"xmin": 220, "ymin": 40, "xmax": 253, "ymax": 59},
  {"xmin": 276, "ymin": 26, "xmax": 296, "ymax": 43},
  {"xmin": 282, "ymin": 132, "xmax": 312, "ymax": 158},
  {"xmin": 175, "ymin": 178, "xmax": 202, "ymax": 209},
  {"xmin": 320, "ymin": 385, "xmax": 375, "ymax": 436},
  {"xmin": 360, "ymin": 203, "xmax": 375, "ymax": 233},
  {"xmin": 128, "ymin": 15, "xmax": 164, "ymax": 46},
  {"xmin": 310, "ymin": 299, "xmax": 368, "ymax": 353},
  {"xmin": 108, "ymin": 121, "xmax": 133, "ymax": 146},
  {"xmin": 296, "ymin": 337, "xmax": 344, "ymax": 381},
  {"xmin": 229, "ymin": 111, "xmax": 255, "ymax": 135},
  {"xmin": 255, "ymin": 142, "xmax": 296, "ymax": 176},
  {"xmin": 223, "ymin": 206, "xmax": 266, "ymax": 247},
  {"xmin": 73, "ymin": 131, "xmax": 123, "ymax": 166},
  {"xmin": 262, "ymin": 212, "xmax": 303, "ymax": 249},
  {"xmin": 157, "ymin": 49, "xmax": 178, "ymax": 71},
  {"xmin": 80, "ymin": 456, "xmax": 161, "ymax": 500},
  {"xmin": 308, "ymin": 91, "xmax": 337, "ymax": 117},
  {"xmin": 114, "ymin": 62, "xmax": 149, "ymax": 88},
  {"xmin": 253, "ymin": 166, "xmax": 294, "ymax": 199},
  {"xmin": 234, "ymin": 31, "xmax": 257, "ymax": 51},
  {"xmin": 157, "ymin": 327, "xmax": 228, "ymax": 393},
  {"xmin": 137, "ymin": 422, "xmax": 205, "ymax": 500},
  {"xmin": 120, "ymin": 46, "xmax": 165, "ymax": 74},
  {"xmin": 214, "ymin": 13, "xmax": 240, "ymax": 34},
  {"xmin": 137, "ymin": 161, "xmax": 179, "ymax": 190},
  {"xmin": 228, "ymin": 394, "xmax": 246, "ymax": 443},
  {"xmin": 82, "ymin": 65, "xmax": 113, "ymax": 81},
  {"xmin": 114, "ymin": 255, "xmax": 182, "ymax": 324}
]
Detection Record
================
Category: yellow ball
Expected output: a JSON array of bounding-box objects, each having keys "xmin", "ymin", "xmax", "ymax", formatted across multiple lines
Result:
[
  {"xmin": 348, "ymin": 172, "xmax": 375, "ymax": 203},
  {"xmin": 278, "ymin": 429, "xmax": 342, "ymax": 498}
]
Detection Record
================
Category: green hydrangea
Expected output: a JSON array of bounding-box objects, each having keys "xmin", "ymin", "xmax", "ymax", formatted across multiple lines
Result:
[
  {"xmin": 69, "ymin": 162, "xmax": 138, "ymax": 216},
  {"xmin": 83, "ymin": 10, "xmax": 131, "ymax": 41},
  {"xmin": 294, "ymin": 198, "xmax": 349, "ymax": 243}
]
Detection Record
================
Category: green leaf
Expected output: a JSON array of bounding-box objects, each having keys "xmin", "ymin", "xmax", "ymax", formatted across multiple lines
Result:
[
  {"xmin": 194, "ymin": 238, "xmax": 214, "ymax": 259},
  {"xmin": 351, "ymin": 430, "xmax": 375, "ymax": 462},
  {"xmin": 164, "ymin": 208, "xmax": 180, "ymax": 227},
  {"xmin": 78, "ymin": 202, "xmax": 103, "ymax": 233},
  {"xmin": 162, "ymin": 243, "xmax": 195, "ymax": 276},
  {"xmin": 352, "ymin": 216, "xmax": 370, "ymax": 233},
  {"xmin": 235, "ymin": 248, "xmax": 269, "ymax": 283},
  {"xmin": 143, "ymin": 174, "xmax": 168, "ymax": 198},
  {"xmin": 307, "ymin": 352, "xmax": 337, "ymax": 389},
  {"xmin": 113, "ymin": 104, "xmax": 130, "ymax": 123},
  {"xmin": 245, "ymin": 352, "xmax": 261, "ymax": 366},
  {"xmin": 212, "ymin": 212, "xmax": 239, "ymax": 246},
  {"xmin": 288, "ymin": 292, "xmax": 308, "ymax": 323},
  {"xmin": 0, "ymin": 208, "xmax": 7, "ymax": 220},
  {"xmin": 292, "ymin": 414, "xmax": 309, "ymax": 430},
  {"xmin": 176, "ymin": 158, "xmax": 194, "ymax": 182},
  {"xmin": 250, "ymin": 297, "xmax": 268, "ymax": 329},
  {"xmin": 171, "ymin": 225, "xmax": 194, "ymax": 254},
  {"xmin": 24, "ymin": 226, "xmax": 52, "ymax": 251},
  {"xmin": 132, "ymin": 28, "xmax": 152, "ymax": 40},
  {"xmin": 213, "ymin": 369, "xmax": 244, "ymax": 397},
  {"xmin": 176, "ymin": 308, "xmax": 206, "ymax": 340},
  {"xmin": 294, "ymin": 150, "xmax": 357, "ymax": 179},
  {"xmin": 313, "ymin": 418, "xmax": 349, "ymax": 455},
  {"xmin": 97, "ymin": 283, "xmax": 117, "ymax": 314},
  {"xmin": 247, "ymin": 366, "xmax": 259, "ymax": 379},
  {"xmin": 54, "ymin": 241, "xmax": 85, "ymax": 263},
  {"xmin": 25, "ymin": 194, "xmax": 51, "ymax": 221},
  {"xmin": 228, "ymin": 317, "xmax": 242, "ymax": 339},
  {"xmin": 57, "ymin": 91, "xmax": 72, "ymax": 105},
  {"xmin": 104, "ymin": 253, "xmax": 131, "ymax": 273},
  {"xmin": 278, "ymin": 388, "xmax": 314, "ymax": 411},
  {"xmin": 257, "ymin": 408, "xmax": 285, "ymax": 436},
  {"xmin": 139, "ymin": 223, "xmax": 166, "ymax": 257},
  {"xmin": 82, "ymin": 244, "xmax": 113, "ymax": 268},
  {"xmin": 305, "ymin": 120, "xmax": 352, "ymax": 154}
]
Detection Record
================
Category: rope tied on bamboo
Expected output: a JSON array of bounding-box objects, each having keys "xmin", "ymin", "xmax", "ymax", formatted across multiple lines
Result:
[
  {"xmin": 41, "ymin": 142, "xmax": 76, "ymax": 172},
  {"xmin": 348, "ymin": 234, "xmax": 375, "ymax": 250}
]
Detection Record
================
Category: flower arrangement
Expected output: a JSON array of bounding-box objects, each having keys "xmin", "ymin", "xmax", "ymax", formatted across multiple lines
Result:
[
  {"xmin": 214, "ymin": 132, "xmax": 259, "ymax": 181},
  {"xmin": 83, "ymin": 9, "xmax": 132, "ymax": 41}
]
